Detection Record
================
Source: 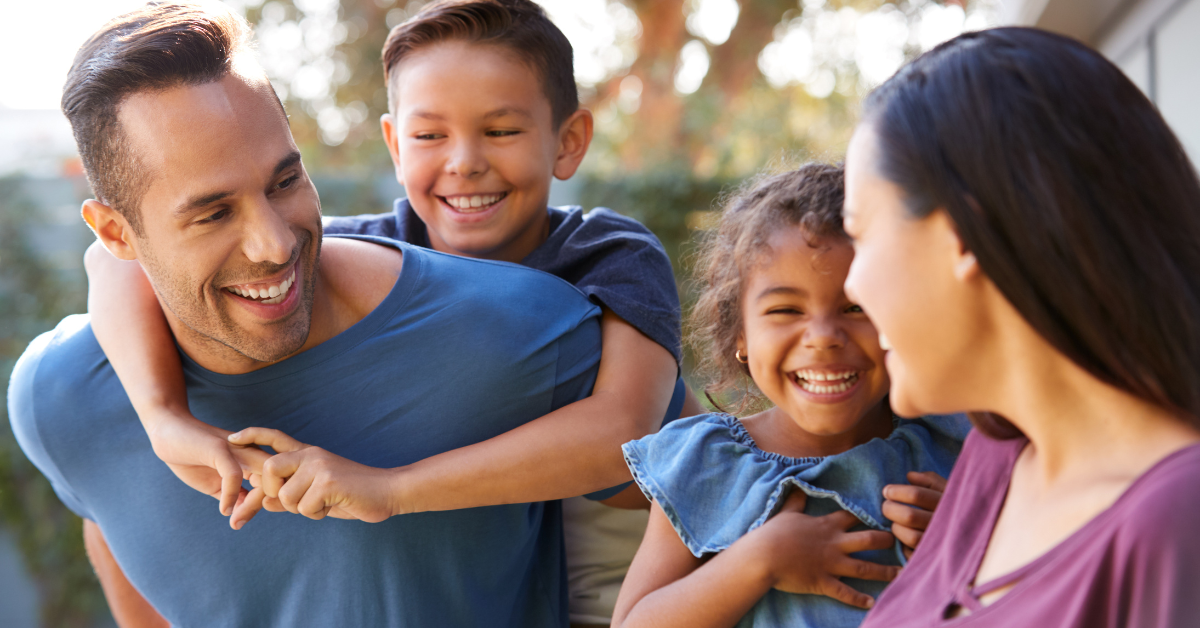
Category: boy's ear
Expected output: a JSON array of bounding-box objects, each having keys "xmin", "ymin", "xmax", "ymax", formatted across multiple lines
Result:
[
  {"xmin": 82, "ymin": 199, "xmax": 139, "ymax": 261},
  {"xmin": 552, "ymin": 108, "xmax": 593, "ymax": 181},
  {"xmin": 380, "ymin": 113, "xmax": 405, "ymax": 186}
]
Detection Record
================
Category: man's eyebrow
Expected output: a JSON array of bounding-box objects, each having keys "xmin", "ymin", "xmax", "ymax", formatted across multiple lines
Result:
[
  {"xmin": 173, "ymin": 151, "xmax": 302, "ymax": 217},
  {"xmin": 756, "ymin": 286, "xmax": 807, "ymax": 301}
]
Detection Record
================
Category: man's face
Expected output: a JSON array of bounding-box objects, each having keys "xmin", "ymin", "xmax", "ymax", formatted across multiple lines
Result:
[
  {"xmin": 384, "ymin": 41, "xmax": 568, "ymax": 263},
  {"xmin": 118, "ymin": 72, "xmax": 322, "ymax": 370}
]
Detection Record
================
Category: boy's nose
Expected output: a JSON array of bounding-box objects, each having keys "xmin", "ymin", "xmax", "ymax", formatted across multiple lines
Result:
[
  {"xmin": 241, "ymin": 195, "xmax": 297, "ymax": 265},
  {"xmin": 445, "ymin": 139, "xmax": 488, "ymax": 178}
]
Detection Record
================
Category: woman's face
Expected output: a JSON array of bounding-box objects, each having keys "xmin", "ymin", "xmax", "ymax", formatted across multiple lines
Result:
[{"xmin": 842, "ymin": 124, "xmax": 988, "ymax": 417}]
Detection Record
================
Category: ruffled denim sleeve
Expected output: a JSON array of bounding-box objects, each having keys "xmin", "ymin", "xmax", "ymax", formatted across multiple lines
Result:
[{"xmin": 622, "ymin": 413, "xmax": 971, "ymax": 558}]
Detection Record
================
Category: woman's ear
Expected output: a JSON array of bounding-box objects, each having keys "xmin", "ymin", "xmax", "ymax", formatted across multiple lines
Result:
[{"xmin": 932, "ymin": 207, "xmax": 980, "ymax": 282}]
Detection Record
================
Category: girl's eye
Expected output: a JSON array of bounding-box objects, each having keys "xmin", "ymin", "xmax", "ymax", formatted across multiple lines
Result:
[
  {"xmin": 846, "ymin": 304, "xmax": 864, "ymax": 314},
  {"xmin": 768, "ymin": 307, "xmax": 802, "ymax": 315}
]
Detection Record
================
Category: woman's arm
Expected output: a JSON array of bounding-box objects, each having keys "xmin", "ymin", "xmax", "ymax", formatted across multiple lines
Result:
[
  {"xmin": 230, "ymin": 308, "xmax": 680, "ymax": 523},
  {"xmin": 85, "ymin": 241, "xmax": 249, "ymax": 517}
]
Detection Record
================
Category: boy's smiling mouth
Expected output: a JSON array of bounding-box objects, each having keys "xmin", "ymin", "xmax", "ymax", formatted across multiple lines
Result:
[{"xmin": 440, "ymin": 192, "xmax": 508, "ymax": 213}]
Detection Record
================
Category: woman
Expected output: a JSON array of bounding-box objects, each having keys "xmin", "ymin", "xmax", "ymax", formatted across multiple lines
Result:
[{"xmin": 842, "ymin": 27, "xmax": 1200, "ymax": 626}]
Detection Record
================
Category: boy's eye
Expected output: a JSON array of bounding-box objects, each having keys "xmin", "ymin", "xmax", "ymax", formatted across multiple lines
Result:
[
  {"xmin": 414, "ymin": 133, "xmax": 444, "ymax": 140},
  {"xmin": 486, "ymin": 129, "xmax": 520, "ymax": 137}
]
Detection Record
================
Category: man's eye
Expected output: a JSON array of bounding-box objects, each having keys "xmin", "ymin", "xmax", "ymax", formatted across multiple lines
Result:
[
  {"xmin": 199, "ymin": 208, "xmax": 230, "ymax": 224},
  {"xmin": 276, "ymin": 175, "xmax": 299, "ymax": 191}
]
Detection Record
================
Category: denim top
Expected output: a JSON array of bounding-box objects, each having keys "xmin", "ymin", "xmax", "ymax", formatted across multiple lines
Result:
[{"xmin": 622, "ymin": 412, "xmax": 972, "ymax": 628}]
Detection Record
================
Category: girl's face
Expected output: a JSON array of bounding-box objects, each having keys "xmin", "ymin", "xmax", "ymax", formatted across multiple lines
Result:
[
  {"xmin": 739, "ymin": 228, "xmax": 890, "ymax": 437},
  {"xmin": 842, "ymin": 124, "xmax": 987, "ymax": 417}
]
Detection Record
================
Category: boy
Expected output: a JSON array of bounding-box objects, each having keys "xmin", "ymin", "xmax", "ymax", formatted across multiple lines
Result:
[{"xmin": 87, "ymin": 1, "xmax": 701, "ymax": 624}]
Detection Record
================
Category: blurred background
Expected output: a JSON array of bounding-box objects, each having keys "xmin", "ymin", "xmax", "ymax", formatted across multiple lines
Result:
[{"xmin": 0, "ymin": 0, "xmax": 1195, "ymax": 624}]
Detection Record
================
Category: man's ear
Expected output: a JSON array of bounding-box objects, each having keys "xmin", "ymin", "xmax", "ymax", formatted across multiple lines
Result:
[
  {"xmin": 82, "ymin": 199, "xmax": 138, "ymax": 261},
  {"xmin": 552, "ymin": 108, "xmax": 594, "ymax": 181},
  {"xmin": 380, "ymin": 113, "xmax": 404, "ymax": 186}
]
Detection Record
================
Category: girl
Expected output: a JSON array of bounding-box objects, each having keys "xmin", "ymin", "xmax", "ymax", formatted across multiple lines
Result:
[
  {"xmin": 846, "ymin": 28, "xmax": 1200, "ymax": 626},
  {"xmin": 611, "ymin": 163, "xmax": 969, "ymax": 628}
]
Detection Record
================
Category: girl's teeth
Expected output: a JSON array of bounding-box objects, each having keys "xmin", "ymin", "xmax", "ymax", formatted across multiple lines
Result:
[{"xmin": 795, "ymin": 372, "xmax": 859, "ymax": 395}]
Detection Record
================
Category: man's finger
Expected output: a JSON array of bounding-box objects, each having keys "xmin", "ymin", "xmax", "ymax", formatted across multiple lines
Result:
[
  {"xmin": 297, "ymin": 487, "xmax": 332, "ymax": 521},
  {"xmin": 820, "ymin": 578, "xmax": 876, "ymax": 610},
  {"xmin": 882, "ymin": 500, "xmax": 934, "ymax": 530},
  {"xmin": 262, "ymin": 495, "xmax": 286, "ymax": 513},
  {"xmin": 839, "ymin": 529, "xmax": 896, "ymax": 554},
  {"xmin": 276, "ymin": 467, "xmax": 318, "ymax": 515},
  {"xmin": 881, "ymin": 484, "xmax": 942, "ymax": 511},
  {"xmin": 231, "ymin": 444, "xmax": 272, "ymax": 477},
  {"xmin": 228, "ymin": 427, "xmax": 308, "ymax": 453},
  {"xmin": 230, "ymin": 486, "xmax": 265, "ymax": 531},
  {"xmin": 832, "ymin": 556, "xmax": 901, "ymax": 583}
]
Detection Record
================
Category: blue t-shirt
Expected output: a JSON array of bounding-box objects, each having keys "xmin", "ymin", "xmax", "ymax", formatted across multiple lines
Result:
[
  {"xmin": 325, "ymin": 199, "xmax": 682, "ymax": 364},
  {"xmin": 8, "ymin": 240, "xmax": 601, "ymax": 628},
  {"xmin": 622, "ymin": 413, "xmax": 972, "ymax": 628}
]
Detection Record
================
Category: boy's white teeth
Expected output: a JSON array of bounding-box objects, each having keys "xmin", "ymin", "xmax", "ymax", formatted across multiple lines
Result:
[
  {"xmin": 793, "ymin": 370, "xmax": 859, "ymax": 395},
  {"xmin": 446, "ymin": 193, "xmax": 503, "ymax": 210},
  {"xmin": 225, "ymin": 270, "xmax": 295, "ymax": 304}
]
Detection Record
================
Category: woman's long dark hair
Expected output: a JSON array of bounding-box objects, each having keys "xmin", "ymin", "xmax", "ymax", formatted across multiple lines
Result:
[{"xmin": 863, "ymin": 27, "xmax": 1200, "ymax": 438}]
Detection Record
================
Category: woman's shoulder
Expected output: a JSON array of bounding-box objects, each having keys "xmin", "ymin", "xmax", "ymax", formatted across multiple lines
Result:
[{"xmin": 1111, "ymin": 442, "xmax": 1200, "ymax": 544}]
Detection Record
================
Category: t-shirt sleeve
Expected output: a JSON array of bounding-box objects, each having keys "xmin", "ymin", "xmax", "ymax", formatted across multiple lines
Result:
[
  {"xmin": 7, "ymin": 329, "xmax": 93, "ymax": 520},
  {"xmin": 541, "ymin": 209, "xmax": 682, "ymax": 365},
  {"xmin": 322, "ymin": 211, "xmax": 402, "ymax": 239}
]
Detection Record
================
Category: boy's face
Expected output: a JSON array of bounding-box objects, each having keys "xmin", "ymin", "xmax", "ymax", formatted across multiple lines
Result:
[{"xmin": 382, "ymin": 41, "xmax": 591, "ymax": 263}]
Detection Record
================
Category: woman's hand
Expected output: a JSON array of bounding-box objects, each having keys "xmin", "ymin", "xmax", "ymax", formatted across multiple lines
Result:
[
  {"xmin": 882, "ymin": 470, "xmax": 948, "ymax": 558},
  {"xmin": 750, "ymin": 490, "xmax": 900, "ymax": 609}
]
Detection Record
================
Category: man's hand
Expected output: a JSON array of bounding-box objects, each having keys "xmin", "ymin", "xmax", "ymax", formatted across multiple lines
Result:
[
  {"xmin": 881, "ymin": 470, "xmax": 948, "ymax": 558},
  {"xmin": 227, "ymin": 428, "xmax": 399, "ymax": 526},
  {"xmin": 145, "ymin": 411, "xmax": 271, "ymax": 519},
  {"xmin": 748, "ymin": 490, "xmax": 899, "ymax": 609}
]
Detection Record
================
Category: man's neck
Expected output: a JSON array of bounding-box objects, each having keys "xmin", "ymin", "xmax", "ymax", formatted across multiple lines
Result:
[{"xmin": 168, "ymin": 238, "xmax": 404, "ymax": 375}]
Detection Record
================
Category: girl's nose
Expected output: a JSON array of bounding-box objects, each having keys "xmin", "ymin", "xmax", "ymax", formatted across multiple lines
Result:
[{"xmin": 804, "ymin": 316, "xmax": 847, "ymax": 350}]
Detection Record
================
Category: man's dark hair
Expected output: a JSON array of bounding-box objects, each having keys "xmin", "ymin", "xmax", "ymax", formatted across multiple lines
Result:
[
  {"xmin": 382, "ymin": 0, "xmax": 578, "ymax": 129},
  {"xmin": 863, "ymin": 27, "xmax": 1200, "ymax": 438},
  {"xmin": 61, "ymin": 2, "xmax": 252, "ymax": 233}
]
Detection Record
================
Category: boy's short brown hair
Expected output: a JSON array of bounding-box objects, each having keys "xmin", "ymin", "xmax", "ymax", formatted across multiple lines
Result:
[{"xmin": 382, "ymin": 0, "xmax": 578, "ymax": 128}]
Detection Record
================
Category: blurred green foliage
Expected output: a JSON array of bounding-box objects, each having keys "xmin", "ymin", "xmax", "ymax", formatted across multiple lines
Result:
[{"xmin": 0, "ymin": 175, "xmax": 108, "ymax": 627}]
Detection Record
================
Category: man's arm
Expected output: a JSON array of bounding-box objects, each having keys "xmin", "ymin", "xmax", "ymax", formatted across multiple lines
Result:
[
  {"xmin": 83, "ymin": 520, "xmax": 168, "ymax": 628},
  {"xmin": 229, "ymin": 308, "xmax": 678, "ymax": 523}
]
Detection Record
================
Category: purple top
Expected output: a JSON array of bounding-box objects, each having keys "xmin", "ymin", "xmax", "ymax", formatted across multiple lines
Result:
[{"xmin": 861, "ymin": 430, "xmax": 1200, "ymax": 628}]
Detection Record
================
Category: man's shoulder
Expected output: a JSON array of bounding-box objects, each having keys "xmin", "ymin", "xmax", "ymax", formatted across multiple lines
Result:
[{"xmin": 10, "ymin": 315, "xmax": 102, "ymax": 390}]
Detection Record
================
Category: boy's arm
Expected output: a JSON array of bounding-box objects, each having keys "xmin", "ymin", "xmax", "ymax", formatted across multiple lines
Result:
[
  {"xmin": 229, "ymin": 309, "xmax": 677, "ymax": 523},
  {"xmin": 85, "ymin": 242, "xmax": 256, "ymax": 518},
  {"xmin": 83, "ymin": 520, "xmax": 169, "ymax": 628}
]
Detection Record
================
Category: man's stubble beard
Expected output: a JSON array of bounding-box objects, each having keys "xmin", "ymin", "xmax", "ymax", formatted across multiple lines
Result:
[{"xmin": 138, "ymin": 228, "xmax": 322, "ymax": 366}]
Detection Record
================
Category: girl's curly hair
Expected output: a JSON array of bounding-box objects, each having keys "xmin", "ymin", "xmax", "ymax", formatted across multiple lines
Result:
[{"xmin": 688, "ymin": 162, "xmax": 848, "ymax": 414}]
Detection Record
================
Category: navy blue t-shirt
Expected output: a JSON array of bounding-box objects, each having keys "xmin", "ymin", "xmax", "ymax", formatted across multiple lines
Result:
[
  {"xmin": 325, "ymin": 199, "xmax": 682, "ymax": 364},
  {"xmin": 8, "ymin": 240, "xmax": 601, "ymax": 627}
]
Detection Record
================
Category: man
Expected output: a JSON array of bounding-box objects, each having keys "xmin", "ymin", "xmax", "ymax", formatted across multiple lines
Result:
[{"xmin": 7, "ymin": 3, "xmax": 600, "ymax": 626}]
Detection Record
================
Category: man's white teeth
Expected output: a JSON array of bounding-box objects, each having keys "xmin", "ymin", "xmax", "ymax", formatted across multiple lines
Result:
[
  {"xmin": 226, "ymin": 270, "xmax": 295, "ymax": 304},
  {"xmin": 445, "ymin": 193, "xmax": 503, "ymax": 210},
  {"xmin": 794, "ymin": 370, "xmax": 859, "ymax": 395}
]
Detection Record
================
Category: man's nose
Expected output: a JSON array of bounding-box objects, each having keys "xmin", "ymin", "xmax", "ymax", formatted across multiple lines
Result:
[
  {"xmin": 240, "ymin": 196, "xmax": 296, "ymax": 265},
  {"xmin": 445, "ymin": 138, "xmax": 488, "ymax": 179},
  {"xmin": 804, "ymin": 315, "xmax": 847, "ymax": 350}
]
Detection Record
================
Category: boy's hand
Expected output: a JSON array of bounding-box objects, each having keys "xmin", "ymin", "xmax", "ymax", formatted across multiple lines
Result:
[
  {"xmin": 882, "ymin": 470, "xmax": 948, "ymax": 558},
  {"xmin": 145, "ymin": 412, "xmax": 271, "ymax": 518},
  {"xmin": 226, "ymin": 428, "xmax": 399, "ymax": 527},
  {"xmin": 749, "ymin": 490, "xmax": 899, "ymax": 609}
]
